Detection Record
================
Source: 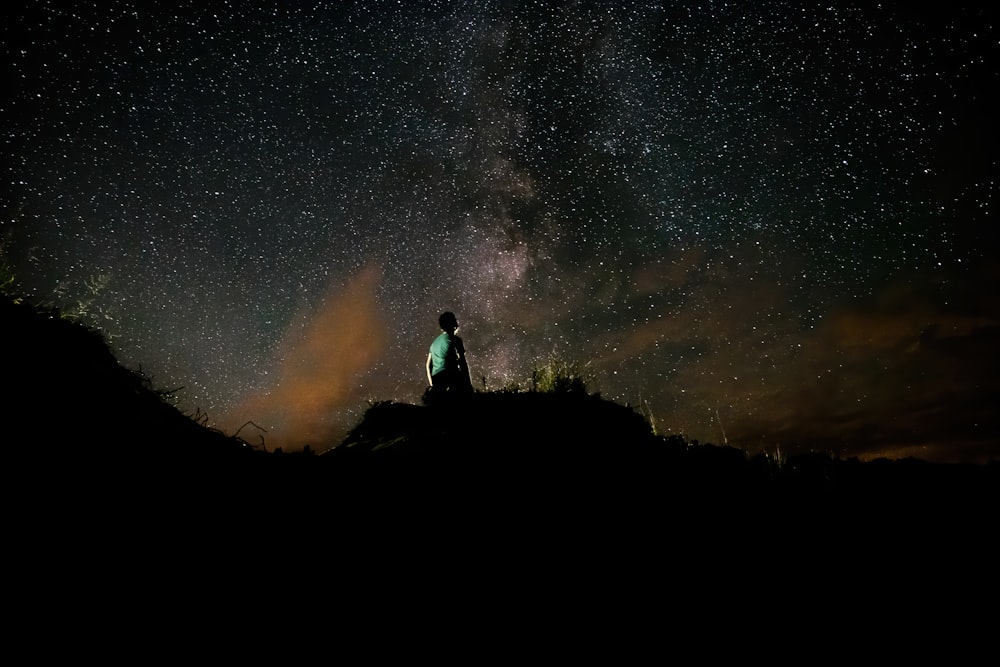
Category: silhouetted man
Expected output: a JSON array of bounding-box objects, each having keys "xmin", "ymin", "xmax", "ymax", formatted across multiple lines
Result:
[{"xmin": 425, "ymin": 311, "xmax": 472, "ymax": 400}]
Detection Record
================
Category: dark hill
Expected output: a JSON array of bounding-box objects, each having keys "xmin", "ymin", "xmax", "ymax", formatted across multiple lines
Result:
[
  {"xmin": 322, "ymin": 393, "xmax": 998, "ymax": 512},
  {"xmin": 3, "ymin": 292, "xmax": 996, "ymax": 528},
  {"xmin": 1, "ymin": 295, "xmax": 256, "ymax": 473}
]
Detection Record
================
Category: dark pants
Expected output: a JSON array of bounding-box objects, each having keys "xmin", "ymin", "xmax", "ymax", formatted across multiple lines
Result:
[{"xmin": 430, "ymin": 369, "xmax": 470, "ymax": 399}]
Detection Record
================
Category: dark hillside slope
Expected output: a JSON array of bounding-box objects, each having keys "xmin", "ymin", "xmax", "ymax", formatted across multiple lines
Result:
[
  {"xmin": 315, "ymin": 394, "xmax": 997, "ymax": 572},
  {"xmin": 1, "ymin": 295, "xmax": 253, "ymax": 472},
  {"xmin": 322, "ymin": 393, "xmax": 997, "ymax": 519}
]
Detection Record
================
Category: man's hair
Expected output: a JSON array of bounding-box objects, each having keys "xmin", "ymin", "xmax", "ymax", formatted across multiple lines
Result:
[{"xmin": 439, "ymin": 311, "xmax": 458, "ymax": 330}]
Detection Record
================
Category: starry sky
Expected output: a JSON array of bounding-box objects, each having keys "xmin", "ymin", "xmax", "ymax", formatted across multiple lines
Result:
[{"xmin": 3, "ymin": 1, "xmax": 997, "ymax": 463}]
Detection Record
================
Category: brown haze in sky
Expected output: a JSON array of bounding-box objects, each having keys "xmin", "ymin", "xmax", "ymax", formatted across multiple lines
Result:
[{"xmin": 220, "ymin": 263, "xmax": 386, "ymax": 452}]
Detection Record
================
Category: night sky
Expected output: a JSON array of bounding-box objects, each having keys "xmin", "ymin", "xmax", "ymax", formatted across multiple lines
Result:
[{"xmin": 3, "ymin": 1, "xmax": 997, "ymax": 463}]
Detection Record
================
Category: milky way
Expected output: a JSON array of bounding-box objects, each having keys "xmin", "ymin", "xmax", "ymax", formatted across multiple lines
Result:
[{"xmin": 3, "ymin": 2, "xmax": 997, "ymax": 462}]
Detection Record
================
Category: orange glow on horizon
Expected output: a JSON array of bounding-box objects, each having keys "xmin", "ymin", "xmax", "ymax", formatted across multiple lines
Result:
[{"xmin": 221, "ymin": 263, "xmax": 386, "ymax": 451}]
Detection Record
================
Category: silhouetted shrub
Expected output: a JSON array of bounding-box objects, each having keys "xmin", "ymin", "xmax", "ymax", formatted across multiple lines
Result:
[{"xmin": 530, "ymin": 359, "xmax": 589, "ymax": 394}]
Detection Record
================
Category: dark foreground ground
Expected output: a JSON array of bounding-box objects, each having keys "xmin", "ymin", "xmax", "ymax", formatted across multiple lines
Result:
[
  {"xmin": 9, "ymin": 389, "xmax": 998, "ymax": 645},
  {"xmin": 16, "ymin": 388, "xmax": 997, "ymax": 542}
]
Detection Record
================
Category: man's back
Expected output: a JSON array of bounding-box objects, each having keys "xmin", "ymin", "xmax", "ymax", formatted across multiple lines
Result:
[{"xmin": 429, "ymin": 331, "xmax": 463, "ymax": 376}]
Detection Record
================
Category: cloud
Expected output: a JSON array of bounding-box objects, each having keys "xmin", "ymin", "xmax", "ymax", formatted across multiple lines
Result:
[
  {"xmin": 221, "ymin": 263, "xmax": 386, "ymax": 451},
  {"xmin": 726, "ymin": 268, "xmax": 1000, "ymax": 463},
  {"xmin": 579, "ymin": 252, "xmax": 1000, "ymax": 464}
]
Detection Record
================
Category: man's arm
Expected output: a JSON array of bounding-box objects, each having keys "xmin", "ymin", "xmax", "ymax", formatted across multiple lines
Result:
[
  {"xmin": 455, "ymin": 342, "xmax": 471, "ymax": 388},
  {"xmin": 426, "ymin": 352, "xmax": 433, "ymax": 385}
]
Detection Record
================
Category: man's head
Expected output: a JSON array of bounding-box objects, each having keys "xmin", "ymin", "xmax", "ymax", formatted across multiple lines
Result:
[{"xmin": 439, "ymin": 311, "xmax": 458, "ymax": 332}]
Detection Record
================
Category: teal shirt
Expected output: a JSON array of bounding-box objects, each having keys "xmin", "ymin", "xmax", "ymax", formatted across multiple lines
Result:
[{"xmin": 429, "ymin": 332, "xmax": 464, "ymax": 376}]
